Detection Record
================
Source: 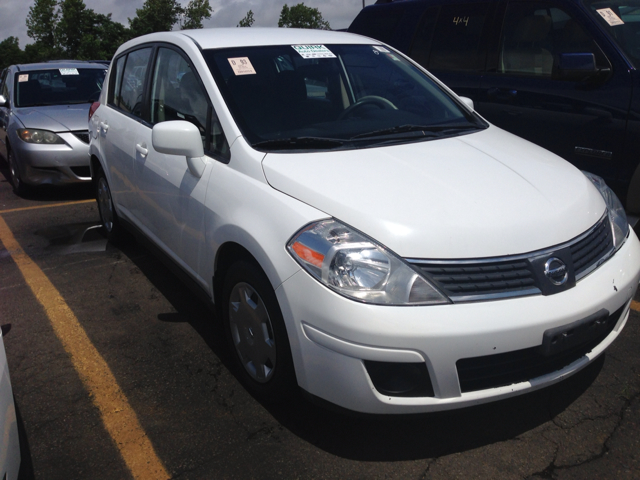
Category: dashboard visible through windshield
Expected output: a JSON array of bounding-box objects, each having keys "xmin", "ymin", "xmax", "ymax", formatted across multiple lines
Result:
[{"xmin": 204, "ymin": 44, "xmax": 487, "ymax": 151}]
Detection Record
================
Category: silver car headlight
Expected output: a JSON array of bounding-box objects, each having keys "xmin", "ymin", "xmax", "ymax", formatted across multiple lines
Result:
[
  {"xmin": 17, "ymin": 129, "xmax": 65, "ymax": 144},
  {"xmin": 583, "ymin": 171, "xmax": 629, "ymax": 250},
  {"xmin": 287, "ymin": 219, "xmax": 450, "ymax": 305}
]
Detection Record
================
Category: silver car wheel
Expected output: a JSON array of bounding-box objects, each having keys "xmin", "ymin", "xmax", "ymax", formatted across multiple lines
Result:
[
  {"xmin": 97, "ymin": 176, "xmax": 115, "ymax": 233},
  {"xmin": 228, "ymin": 282, "xmax": 277, "ymax": 383}
]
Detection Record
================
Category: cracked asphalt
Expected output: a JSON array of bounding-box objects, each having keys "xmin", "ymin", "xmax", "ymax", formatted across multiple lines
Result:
[{"xmin": 0, "ymin": 172, "xmax": 638, "ymax": 479}]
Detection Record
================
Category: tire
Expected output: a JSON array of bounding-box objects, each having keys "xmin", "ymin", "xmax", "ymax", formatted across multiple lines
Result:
[
  {"xmin": 8, "ymin": 149, "xmax": 29, "ymax": 196},
  {"xmin": 94, "ymin": 164, "xmax": 123, "ymax": 241},
  {"xmin": 222, "ymin": 261, "xmax": 296, "ymax": 403}
]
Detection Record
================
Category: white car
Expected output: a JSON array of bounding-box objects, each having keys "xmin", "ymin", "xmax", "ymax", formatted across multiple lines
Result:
[
  {"xmin": 0, "ymin": 329, "xmax": 21, "ymax": 479},
  {"xmin": 88, "ymin": 28, "xmax": 640, "ymax": 414}
]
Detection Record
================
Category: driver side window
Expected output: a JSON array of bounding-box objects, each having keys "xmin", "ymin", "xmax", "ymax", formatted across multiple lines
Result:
[{"xmin": 150, "ymin": 47, "xmax": 229, "ymax": 160}]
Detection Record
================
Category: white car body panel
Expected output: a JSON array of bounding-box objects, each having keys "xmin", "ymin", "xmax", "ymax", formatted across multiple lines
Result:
[{"xmin": 0, "ymin": 332, "xmax": 20, "ymax": 479}]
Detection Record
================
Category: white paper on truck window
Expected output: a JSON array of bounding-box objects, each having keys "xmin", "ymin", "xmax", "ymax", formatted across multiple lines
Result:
[
  {"xmin": 292, "ymin": 45, "xmax": 336, "ymax": 59},
  {"xmin": 596, "ymin": 8, "xmax": 624, "ymax": 26},
  {"xmin": 228, "ymin": 57, "xmax": 257, "ymax": 75}
]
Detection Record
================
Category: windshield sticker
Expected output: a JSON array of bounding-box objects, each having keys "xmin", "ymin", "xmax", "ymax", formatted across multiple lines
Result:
[
  {"xmin": 59, "ymin": 68, "xmax": 79, "ymax": 75},
  {"xmin": 596, "ymin": 8, "xmax": 624, "ymax": 26},
  {"xmin": 373, "ymin": 46, "xmax": 390, "ymax": 53},
  {"xmin": 18, "ymin": 74, "xmax": 29, "ymax": 83},
  {"xmin": 228, "ymin": 57, "xmax": 256, "ymax": 75},
  {"xmin": 292, "ymin": 45, "xmax": 336, "ymax": 59}
]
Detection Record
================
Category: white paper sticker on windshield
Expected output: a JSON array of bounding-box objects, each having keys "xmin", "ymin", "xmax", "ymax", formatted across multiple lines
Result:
[
  {"xmin": 596, "ymin": 8, "xmax": 624, "ymax": 26},
  {"xmin": 59, "ymin": 68, "xmax": 79, "ymax": 75},
  {"xmin": 18, "ymin": 74, "xmax": 29, "ymax": 83},
  {"xmin": 228, "ymin": 57, "xmax": 256, "ymax": 75},
  {"xmin": 292, "ymin": 45, "xmax": 336, "ymax": 59},
  {"xmin": 373, "ymin": 46, "xmax": 390, "ymax": 53}
]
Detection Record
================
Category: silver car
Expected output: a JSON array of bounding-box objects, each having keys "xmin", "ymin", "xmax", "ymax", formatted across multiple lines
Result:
[{"xmin": 0, "ymin": 61, "xmax": 107, "ymax": 194}]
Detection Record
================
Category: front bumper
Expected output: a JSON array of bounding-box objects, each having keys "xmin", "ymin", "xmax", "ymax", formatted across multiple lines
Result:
[
  {"xmin": 276, "ymin": 229, "xmax": 640, "ymax": 414},
  {"xmin": 11, "ymin": 131, "xmax": 91, "ymax": 186}
]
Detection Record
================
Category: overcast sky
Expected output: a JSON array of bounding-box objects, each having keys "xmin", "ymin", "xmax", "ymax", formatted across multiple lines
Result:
[{"xmin": 0, "ymin": 0, "xmax": 369, "ymax": 49}]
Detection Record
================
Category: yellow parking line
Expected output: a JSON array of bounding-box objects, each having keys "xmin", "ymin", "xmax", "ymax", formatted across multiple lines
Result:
[
  {"xmin": 0, "ymin": 199, "xmax": 95, "ymax": 215},
  {"xmin": 0, "ymin": 216, "xmax": 169, "ymax": 480},
  {"xmin": 631, "ymin": 300, "xmax": 640, "ymax": 312}
]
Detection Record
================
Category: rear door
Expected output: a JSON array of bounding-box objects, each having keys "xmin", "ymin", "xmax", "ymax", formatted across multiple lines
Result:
[{"xmin": 477, "ymin": 0, "xmax": 632, "ymax": 193}]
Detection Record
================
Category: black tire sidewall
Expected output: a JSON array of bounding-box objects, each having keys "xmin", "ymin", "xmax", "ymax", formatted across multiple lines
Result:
[
  {"xmin": 94, "ymin": 165, "xmax": 122, "ymax": 241},
  {"xmin": 222, "ymin": 261, "xmax": 296, "ymax": 403}
]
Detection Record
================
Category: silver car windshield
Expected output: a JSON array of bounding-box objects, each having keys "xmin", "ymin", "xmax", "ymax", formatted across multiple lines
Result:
[
  {"xmin": 584, "ymin": 0, "xmax": 640, "ymax": 67},
  {"xmin": 204, "ymin": 44, "xmax": 486, "ymax": 151},
  {"xmin": 15, "ymin": 68, "xmax": 107, "ymax": 108}
]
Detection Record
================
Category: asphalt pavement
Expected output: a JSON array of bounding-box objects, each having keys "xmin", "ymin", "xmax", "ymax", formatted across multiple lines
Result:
[{"xmin": 0, "ymin": 163, "xmax": 638, "ymax": 480}]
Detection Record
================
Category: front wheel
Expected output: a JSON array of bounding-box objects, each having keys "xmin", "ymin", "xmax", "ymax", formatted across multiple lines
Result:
[
  {"xmin": 8, "ymin": 149, "xmax": 29, "ymax": 196},
  {"xmin": 94, "ymin": 165, "xmax": 123, "ymax": 241},
  {"xmin": 222, "ymin": 261, "xmax": 296, "ymax": 403}
]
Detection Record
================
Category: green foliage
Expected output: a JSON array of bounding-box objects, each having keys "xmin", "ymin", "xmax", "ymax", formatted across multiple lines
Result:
[
  {"xmin": 237, "ymin": 10, "xmax": 255, "ymax": 28},
  {"xmin": 26, "ymin": 0, "xmax": 61, "ymax": 59},
  {"xmin": 0, "ymin": 37, "xmax": 25, "ymax": 70},
  {"xmin": 278, "ymin": 3, "xmax": 331, "ymax": 30},
  {"xmin": 181, "ymin": 0, "xmax": 213, "ymax": 30},
  {"xmin": 128, "ymin": 0, "xmax": 184, "ymax": 37}
]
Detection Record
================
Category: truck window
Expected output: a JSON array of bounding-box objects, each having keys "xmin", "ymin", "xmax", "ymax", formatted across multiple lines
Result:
[{"xmin": 499, "ymin": 1, "xmax": 609, "ymax": 77}]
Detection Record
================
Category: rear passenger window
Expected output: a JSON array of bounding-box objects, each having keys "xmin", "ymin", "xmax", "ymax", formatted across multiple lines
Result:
[
  {"xmin": 150, "ymin": 47, "xmax": 229, "ymax": 160},
  {"xmin": 428, "ymin": 3, "xmax": 491, "ymax": 71},
  {"xmin": 111, "ymin": 47, "xmax": 152, "ymax": 118},
  {"xmin": 499, "ymin": 2, "xmax": 609, "ymax": 77},
  {"xmin": 349, "ymin": 7, "xmax": 404, "ymax": 44}
]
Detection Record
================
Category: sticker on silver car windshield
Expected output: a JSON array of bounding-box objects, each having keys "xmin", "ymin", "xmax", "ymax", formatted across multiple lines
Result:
[
  {"xmin": 59, "ymin": 68, "xmax": 79, "ymax": 75},
  {"xmin": 292, "ymin": 45, "xmax": 336, "ymax": 59},
  {"xmin": 596, "ymin": 8, "xmax": 624, "ymax": 26},
  {"xmin": 18, "ymin": 74, "xmax": 29, "ymax": 82},
  {"xmin": 228, "ymin": 57, "xmax": 256, "ymax": 75},
  {"xmin": 373, "ymin": 46, "xmax": 390, "ymax": 53}
]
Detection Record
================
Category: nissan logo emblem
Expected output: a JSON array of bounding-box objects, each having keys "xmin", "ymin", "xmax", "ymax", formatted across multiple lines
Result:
[{"xmin": 544, "ymin": 258, "xmax": 568, "ymax": 286}]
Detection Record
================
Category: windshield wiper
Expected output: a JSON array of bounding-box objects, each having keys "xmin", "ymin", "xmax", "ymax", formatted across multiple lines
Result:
[
  {"xmin": 350, "ymin": 123, "xmax": 479, "ymax": 140},
  {"xmin": 252, "ymin": 137, "xmax": 345, "ymax": 150}
]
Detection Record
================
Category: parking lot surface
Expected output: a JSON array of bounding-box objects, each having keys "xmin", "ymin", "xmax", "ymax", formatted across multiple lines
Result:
[{"xmin": 0, "ymin": 167, "xmax": 638, "ymax": 479}]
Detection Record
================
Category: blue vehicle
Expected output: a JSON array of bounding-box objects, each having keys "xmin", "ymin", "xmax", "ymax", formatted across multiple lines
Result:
[{"xmin": 349, "ymin": 0, "xmax": 640, "ymax": 213}]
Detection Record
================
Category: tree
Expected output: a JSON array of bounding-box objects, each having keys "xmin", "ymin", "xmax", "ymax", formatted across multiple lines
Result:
[
  {"xmin": 0, "ymin": 37, "xmax": 25, "ymax": 70},
  {"xmin": 57, "ymin": 0, "xmax": 91, "ymax": 59},
  {"xmin": 128, "ymin": 0, "xmax": 184, "ymax": 37},
  {"xmin": 237, "ymin": 10, "xmax": 255, "ymax": 28},
  {"xmin": 278, "ymin": 3, "xmax": 330, "ymax": 30},
  {"xmin": 181, "ymin": 0, "xmax": 213, "ymax": 30},
  {"xmin": 26, "ymin": 0, "xmax": 61, "ymax": 59}
]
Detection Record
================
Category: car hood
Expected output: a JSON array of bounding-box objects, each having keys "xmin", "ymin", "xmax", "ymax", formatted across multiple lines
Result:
[
  {"xmin": 14, "ymin": 104, "xmax": 92, "ymax": 132},
  {"xmin": 261, "ymin": 127, "xmax": 606, "ymax": 259}
]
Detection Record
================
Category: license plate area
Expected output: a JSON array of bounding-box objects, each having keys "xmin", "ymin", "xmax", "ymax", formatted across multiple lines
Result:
[{"xmin": 540, "ymin": 309, "xmax": 612, "ymax": 357}]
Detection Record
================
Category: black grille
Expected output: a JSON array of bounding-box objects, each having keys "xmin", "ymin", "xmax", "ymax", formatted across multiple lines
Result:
[
  {"xmin": 72, "ymin": 131, "xmax": 90, "ymax": 144},
  {"xmin": 417, "ymin": 260, "xmax": 536, "ymax": 298},
  {"xmin": 456, "ymin": 304, "xmax": 625, "ymax": 393},
  {"xmin": 571, "ymin": 215, "xmax": 613, "ymax": 277},
  {"xmin": 409, "ymin": 214, "xmax": 614, "ymax": 301}
]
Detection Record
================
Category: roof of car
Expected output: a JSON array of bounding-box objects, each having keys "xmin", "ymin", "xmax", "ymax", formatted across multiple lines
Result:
[
  {"xmin": 122, "ymin": 27, "xmax": 378, "ymax": 52},
  {"xmin": 14, "ymin": 61, "xmax": 108, "ymax": 72}
]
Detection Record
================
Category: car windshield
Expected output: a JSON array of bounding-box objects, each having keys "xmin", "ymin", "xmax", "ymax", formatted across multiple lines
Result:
[
  {"xmin": 15, "ymin": 67, "xmax": 107, "ymax": 108},
  {"xmin": 584, "ymin": 0, "xmax": 640, "ymax": 67},
  {"xmin": 204, "ymin": 44, "xmax": 486, "ymax": 151}
]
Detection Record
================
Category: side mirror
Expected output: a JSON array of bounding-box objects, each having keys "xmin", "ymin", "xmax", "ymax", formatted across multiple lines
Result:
[
  {"xmin": 459, "ymin": 96, "xmax": 474, "ymax": 111},
  {"xmin": 152, "ymin": 120, "xmax": 205, "ymax": 177},
  {"xmin": 0, "ymin": 95, "xmax": 7, "ymax": 108},
  {"xmin": 557, "ymin": 53, "xmax": 598, "ymax": 80}
]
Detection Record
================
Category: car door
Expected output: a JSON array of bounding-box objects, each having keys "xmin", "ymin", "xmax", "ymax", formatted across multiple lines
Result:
[
  {"xmin": 477, "ymin": 0, "xmax": 632, "ymax": 191},
  {"xmin": 99, "ymin": 47, "xmax": 153, "ymax": 221},
  {"xmin": 134, "ymin": 46, "xmax": 230, "ymax": 287}
]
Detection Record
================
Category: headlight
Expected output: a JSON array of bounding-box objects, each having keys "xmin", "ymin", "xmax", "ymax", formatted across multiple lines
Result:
[
  {"xmin": 287, "ymin": 219, "xmax": 450, "ymax": 305},
  {"xmin": 583, "ymin": 171, "xmax": 629, "ymax": 250},
  {"xmin": 17, "ymin": 129, "xmax": 65, "ymax": 144}
]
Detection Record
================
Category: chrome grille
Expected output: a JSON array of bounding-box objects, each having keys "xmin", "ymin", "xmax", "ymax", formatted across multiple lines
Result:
[{"xmin": 409, "ymin": 214, "xmax": 614, "ymax": 302}]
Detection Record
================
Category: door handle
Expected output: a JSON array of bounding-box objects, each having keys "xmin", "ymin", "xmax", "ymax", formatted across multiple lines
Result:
[
  {"xmin": 487, "ymin": 88, "xmax": 517, "ymax": 100},
  {"xmin": 136, "ymin": 143, "xmax": 148, "ymax": 156},
  {"xmin": 99, "ymin": 121, "xmax": 108, "ymax": 133}
]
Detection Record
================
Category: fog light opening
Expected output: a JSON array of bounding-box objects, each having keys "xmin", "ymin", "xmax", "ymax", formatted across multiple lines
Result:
[{"xmin": 364, "ymin": 360, "xmax": 435, "ymax": 397}]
